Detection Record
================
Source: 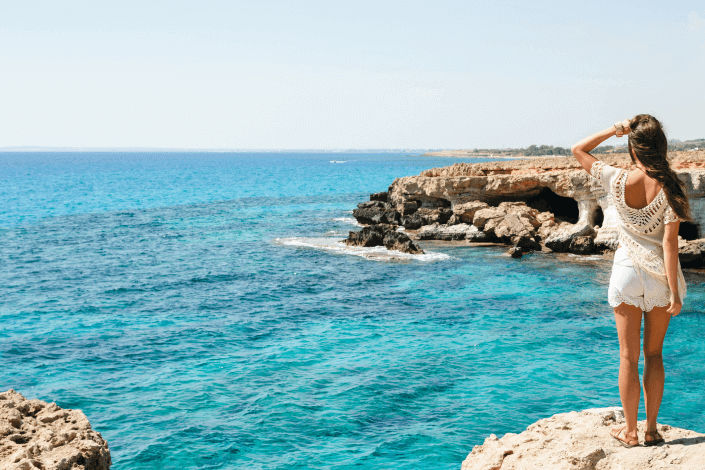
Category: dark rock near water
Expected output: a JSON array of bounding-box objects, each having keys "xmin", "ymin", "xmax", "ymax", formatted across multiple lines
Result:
[
  {"xmin": 466, "ymin": 230, "xmax": 489, "ymax": 242},
  {"xmin": 382, "ymin": 231, "xmax": 424, "ymax": 254},
  {"xmin": 398, "ymin": 207, "xmax": 453, "ymax": 229},
  {"xmin": 401, "ymin": 212, "xmax": 426, "ymax": 230},
  {"xmin": 345, "ymin": 225, "xmax": 390, "ymax": 247},
  {"xmin": 545, "ymin": 225, "xmax": 596, "ymax": 253},
  {"xmin": 397, "ymin": 201, "xmax": 419, "ymax": 216},
  {"xmin": 357, "ymin": 200, "xmax": 386, "ymax": 210},
  {"xmin": 569, "ymin": 236, "xmax": 595, "ymax": 255},
  {"xmin": 432, "ymin": 208, "xmax": 453, "ymax": 225},
  {"xmin": 512, "ymin": 234, "xmax": 542, "ymax": 252},
  {"xmin": 345, "ymin": 224, "xmax": 423, "ymax": 254},
  {"xmin": 679, "ymin": 239, "xmax": 705, "ymax": 268},
  {"xmin": 352, "ymin": 206, "xmax": 399, "ymax": 225},
  {"xmin": 506, "ymin": 246, "xmax": 523, "ymax": 258},
  {"xmin": 370, "ymin": 191, "xmax": 388, "ymax": 202}
]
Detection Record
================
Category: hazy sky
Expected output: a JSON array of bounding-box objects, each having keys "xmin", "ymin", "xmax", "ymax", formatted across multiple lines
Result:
[{"xmin": 1, "ymin": 1, "xmax": 704, "ymax": 149}]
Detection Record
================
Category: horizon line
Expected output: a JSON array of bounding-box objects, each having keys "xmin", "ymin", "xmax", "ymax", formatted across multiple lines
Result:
[{"xmin": 0, "ymin": 143, "xmax": 640, "ymax": 153}]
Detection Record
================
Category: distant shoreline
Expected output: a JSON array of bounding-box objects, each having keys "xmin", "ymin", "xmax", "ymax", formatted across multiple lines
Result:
[{"xmin": 422, "ymin": 151, "xmax": 564, "ymax": 159}]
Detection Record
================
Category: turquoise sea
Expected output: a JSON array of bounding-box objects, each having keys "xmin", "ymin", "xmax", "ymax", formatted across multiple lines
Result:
[{"xmin": 1, "ymin": 152, "xmax": 704, "ymax": 470}]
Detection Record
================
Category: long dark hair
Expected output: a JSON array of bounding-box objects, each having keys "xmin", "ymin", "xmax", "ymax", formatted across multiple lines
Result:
[{"xmin": 628, "ymin": 114, "xmax": 692, "ymax": 221}]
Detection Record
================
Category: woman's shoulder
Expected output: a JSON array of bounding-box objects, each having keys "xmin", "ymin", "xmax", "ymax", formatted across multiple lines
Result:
[
  {"xmin": 591, "ymin": 161, "xmax": 624, "ymax": 193},
  {"xmin": 625, "ymin": 170, "xmax": 666, "ymax": 198}
]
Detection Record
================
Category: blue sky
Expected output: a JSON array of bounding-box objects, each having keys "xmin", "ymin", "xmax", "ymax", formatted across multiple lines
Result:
[{"xmin": 1, "ymin": 1, "xmax": 703, "ymax": 149}]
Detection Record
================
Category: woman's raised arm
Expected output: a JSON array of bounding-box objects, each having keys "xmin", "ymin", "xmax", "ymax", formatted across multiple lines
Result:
[{"xmin": 571, "ymin": 120, "xmax": 630, "ymax": 174}]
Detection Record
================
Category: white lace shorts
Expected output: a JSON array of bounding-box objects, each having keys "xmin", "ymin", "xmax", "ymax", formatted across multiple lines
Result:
[{"xmin": 608, "ymin": 246, "xmax": 671, "ymax": 312}]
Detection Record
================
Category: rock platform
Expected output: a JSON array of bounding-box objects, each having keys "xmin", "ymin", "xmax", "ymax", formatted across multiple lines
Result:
[{"xmin": 461, "ymin": 408, "xmax": 705, "ymax": 470}]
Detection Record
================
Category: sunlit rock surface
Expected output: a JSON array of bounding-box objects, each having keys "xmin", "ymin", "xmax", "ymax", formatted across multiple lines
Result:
[
  {"xmin": 0, "ymin": 390, "xmax": 111, "ymax": 470},
  {"xmin": 461, "ymin": 407, "xmax": 705, "ymax": 470}
]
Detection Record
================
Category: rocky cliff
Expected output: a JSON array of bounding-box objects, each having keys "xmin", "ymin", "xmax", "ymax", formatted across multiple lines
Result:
[
  {"xmin": 461, "ymin": 407, "xmax": 705, "ymax": 470},
  {"xmin": 389, "ymin": 152, "xmax": 705, "ymax": 251},
  {"xmin": 0, "ymin": 390, "xmax": 111, "ymax": 470}
]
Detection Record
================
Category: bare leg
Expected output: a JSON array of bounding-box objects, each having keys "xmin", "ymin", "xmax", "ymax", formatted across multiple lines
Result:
[
  {"xmin": 613, "ymin": 302, "xmax": 642, "ymax": 443},
  {"xmin": 643, "ymin": 305, "xmax": 671, "ymax": 441}
]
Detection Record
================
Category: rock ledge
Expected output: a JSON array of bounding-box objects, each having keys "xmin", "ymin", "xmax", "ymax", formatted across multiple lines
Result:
[
  {"xmin": 0, "ymin": 389, "xmax": 111, "ymax": 470},
  {"xmin": 461, "ymin": 407, "xmax": 705, "ymax": 470}
]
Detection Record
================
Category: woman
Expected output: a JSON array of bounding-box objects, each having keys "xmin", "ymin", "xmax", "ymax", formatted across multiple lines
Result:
[{"xmin": 571, "ymin": 114, "xmax": 691, "ymax": 447}]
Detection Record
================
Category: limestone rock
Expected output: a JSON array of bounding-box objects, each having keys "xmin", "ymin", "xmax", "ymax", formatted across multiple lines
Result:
[
  {"xmin": 388, "ymin": 153, "xmax": 705, "ymax": 251},
  {"xmin": 0, "ymin": 389, "xmax": 110, "ymax": 470},
  {"xmin": 461, "ymin": 408, "xmax": 705, "ymax": 470},
  {"xmin": 418, "ymin": 223, "xmax": 476, "ymax": 241},
  {"xmin": 494, "ymin": 213, "xmax": 532, "ymax": 242},
  {"xmin": 466, "ymin": 227, "xmax": 489, "ymax": 242},
  {"xmin": 473, "ymin": 208, "xmax": 507, "ymax": 231},
  {"xmin": 545, "ymin": 223, "xmax": 597, "ymax": 253},
  {"xmin": 538, "ymin": 220, "xmax": 570, "ymax": 243},
  {"xmin": 447, "ymin": 214, "xmax": 461, "ymax": 225},
  {"xmin": 453, "ymin": 201, "xmax": 489, "ymax": 224},
  {"xmin": 425, "ymin": 208, "xmax": 453, "ymax": 225},
  {"xmin": 536, "ymin": 211, "xmax": 555, "ymax": 225}
]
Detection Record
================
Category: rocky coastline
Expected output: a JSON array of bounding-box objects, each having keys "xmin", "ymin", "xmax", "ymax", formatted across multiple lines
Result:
[
  {"xmin": 345, "ymin": 152, "xmax": 705, "ymax": 264},
  {"xmin": 461, "ymin": 408, "xmax": 705, "ymax": 470},
  {"xmin": 0, "ymin": 390, "xmax": 111, "ymax": 470}
]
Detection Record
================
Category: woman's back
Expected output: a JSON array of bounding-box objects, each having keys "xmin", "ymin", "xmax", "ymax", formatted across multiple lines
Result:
[{"xmin": 624, "ymin": 170, "xmax": 664, "ymax": 210}]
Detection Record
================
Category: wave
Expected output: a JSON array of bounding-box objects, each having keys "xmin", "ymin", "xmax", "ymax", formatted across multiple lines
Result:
[
  {"xmin": 273, "ymin": 237, "xmax": 451, "ymax": 262},
  {"xmin": 332, "ymin": 217, "xmax": 363, "ymax": 227},
  {"xmin": 567, "ymin": 254, "xmax": 604, "ymax": 261},
  {"xmin": 329, "ymin": 160, "xmax": 349, "ymax": 163}
]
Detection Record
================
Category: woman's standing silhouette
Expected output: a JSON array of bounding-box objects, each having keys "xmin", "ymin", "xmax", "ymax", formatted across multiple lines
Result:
[{"xmin": 572, "ymin": 115, "xmax": 691, "ymax": 447}]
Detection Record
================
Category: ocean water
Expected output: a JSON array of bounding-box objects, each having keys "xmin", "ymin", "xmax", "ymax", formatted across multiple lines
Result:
[{"xmin": 1, "ymin": 152, "xmax": 704, "ymax": 470}]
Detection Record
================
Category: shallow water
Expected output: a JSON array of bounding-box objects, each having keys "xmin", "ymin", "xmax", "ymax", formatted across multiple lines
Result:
[{"xmin": 1, "ymin": 152, "xmax": 704, "ymax": 470}]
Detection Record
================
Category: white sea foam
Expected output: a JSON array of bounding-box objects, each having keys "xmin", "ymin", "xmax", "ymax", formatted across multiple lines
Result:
[
  {"xmin": 329, "ymin": 160, "xmax": 348, "ymax": 163},
  {"xmin": 273, "ymin": 237, "xmax": 451, "ymax": 262},
  {"xmin": 333, "ymin": 217, "xmax": 363, "ymax": 227},
  {"xmin": 567, "ymin": 254, "xmax": 603, "ymax": 261}
]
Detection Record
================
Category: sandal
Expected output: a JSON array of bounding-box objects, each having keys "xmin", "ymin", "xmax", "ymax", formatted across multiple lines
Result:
[
  {"xmin": 611, "ymin": 426, "xmax": 639, "ymax": 448},
  {"xmin": 644, "ymin": 430, "xmax": 665, "ymax": 447}
]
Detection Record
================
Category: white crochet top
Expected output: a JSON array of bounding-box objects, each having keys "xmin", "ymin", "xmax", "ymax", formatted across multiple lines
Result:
[{"xmin": 591, "ymin": 160, "xmax": 687, "ymax": 305}]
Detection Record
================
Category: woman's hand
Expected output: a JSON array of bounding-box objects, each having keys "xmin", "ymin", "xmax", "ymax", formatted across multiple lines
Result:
[
  {"xmin": 614, "ymin": 119, "xmax": 632, "ymax": 137},
  {"xmin": 667, "ymin": 294, "xmax": 682, "ymax": 316}
]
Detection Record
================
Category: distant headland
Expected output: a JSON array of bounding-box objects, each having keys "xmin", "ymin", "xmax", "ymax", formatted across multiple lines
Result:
[{"xmin": 424, "ymin": 139, "xmax": 705, "ymax": 158}]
